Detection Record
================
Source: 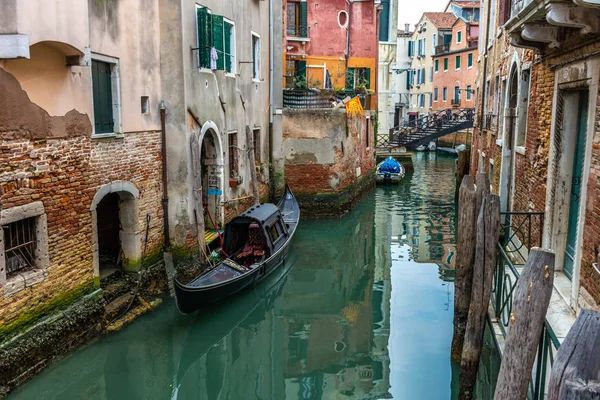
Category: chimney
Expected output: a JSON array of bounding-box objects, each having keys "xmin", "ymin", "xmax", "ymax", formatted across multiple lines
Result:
[{"xmin": 405, "ymin": 23, "xmax": 410, "ymax": 33}]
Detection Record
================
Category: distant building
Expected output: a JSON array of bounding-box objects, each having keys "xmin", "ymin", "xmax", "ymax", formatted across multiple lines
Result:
[
  {"xmin": 283, "ymin": 0, "xmax": 378, "ymax": 110},
  {"xmin": 378, "ymin": 0, "xmax": 402, "ymax": 134},
  {"xmin": 445, "ymin": 1, "xmax": 481, "ymax": 22},
  {"xmin": 431, "ymin": 18, "xmax": 479, "ymax": 110},
  {"xmin": 407, "ymin": 12, "xmax": 457, "ymax": 120}
]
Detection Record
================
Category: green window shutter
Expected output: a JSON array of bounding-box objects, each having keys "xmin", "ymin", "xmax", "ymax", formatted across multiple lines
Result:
[
  {"xmin": 468, "ymin": 53, "xmax": 473, "ymax": 68},
  {"xmin": 299, "ymin": 2, "xmax": 308, "ymax": 37},
  {"xmin": 408, "ymin": 41, "xmax": 414, "ymax": 57},
  {"xmin": 346, "ymin": 68, "xmax": 355, "ymax": 89},
  {"xmin": 456, "ymin": 55, "xmax": 461, "ymax": 69},
  {"xmin": 197, "ymin": 7, "xmax": 211, "ymax": 68},
  {"xmin": 379, "ymin": 0, "xmax": 390, "ymax": 42},
  {"xmin": 444, "ymin": 58, "xmax": 448, "ymax": 70},
  {"xmin": 364, "ymin": 68, "xmax": 371, "ymax": 89},
  {"xmin": 406, "ymin": 71, "xmax": 410, "ymax": 90},
  {"xmin": 224, "ymin": 21, "xmax": 232, "ymax": 73},
  {"xmin": 297, "ymin": 60, "xmax": 306, "ymax": 79},
  {"xmin": 212, "ymin": 15, "xmax": 225, "ymax": 70},
  {"xmin": 435, "ymin": 59, "xmax": 439, "ymax": 72},
  {"xmin": 92, "ymin": 60, "xmax": 114, "ymax": 134}
]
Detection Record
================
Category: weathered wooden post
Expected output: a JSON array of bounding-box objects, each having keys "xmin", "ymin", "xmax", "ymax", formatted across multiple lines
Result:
[
  {"xmin": 190, "ymin": 133, "xmax": 206, "ymax": 259},
  {"xmin": 455, "ymin": 149, "xmax": 471, "ymax": 205},
  {"xmin": 547, "ymin": 309, "xmax": 600, "ymax": 400},
  {"xmin": 246, "ymin": 125, "xmax": 260, "ymax": 206},
  {"xmin": 458, "ymin": 193, "xmax": 501, "ymax": 400},
  {"xmin": 493, "ymin": 248, "xmax": 555, "ymax": 400},
  {"xmin": 474, "ymin": 173, "xmax": 490, "ymax": 226},
  {"xmin": 452, "ymin": 175, "xmax": 477, "ymax": 362}
]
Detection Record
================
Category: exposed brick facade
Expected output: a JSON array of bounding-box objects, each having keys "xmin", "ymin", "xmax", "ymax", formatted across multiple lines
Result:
[{"xmin": 470, "ymin": 19, "xmax": 600, "ymax": 308}]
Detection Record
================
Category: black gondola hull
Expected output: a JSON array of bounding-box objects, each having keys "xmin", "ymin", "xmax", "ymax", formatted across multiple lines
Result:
[{"xmin": 173, "ymin": 185, "xmax": 299, "ymax": 314}]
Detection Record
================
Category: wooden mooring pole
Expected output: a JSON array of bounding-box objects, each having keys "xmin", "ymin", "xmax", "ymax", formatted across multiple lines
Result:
[
  {"xmin": 452, "ymin": 175, "xmax": 477, "ymax": 362},
  {"xmin": 458, "ymin": 193, "xmax": 500, "ymax": 400},
  {"xmin": 493, "ymin": 248, "xmax": 555, "ymax": 400},
  {"xmin": 547, "ymin": 309, "xmax": 600, "ymax": 400},
  {"xmin": 452, "ymin": 173, "xmax": 490, "ymax": 363}
]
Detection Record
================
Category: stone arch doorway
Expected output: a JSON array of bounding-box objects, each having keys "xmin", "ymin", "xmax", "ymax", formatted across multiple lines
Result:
[
  {"xmin": 91, "ymin": 181, "xmax": 141, "ymax": 278},
  {"xmin": 499, "ymin": 62, "xmax": 519, "ymax": 213},
  {"xmin": 198, "ymin": 121, "xmax": 225, "ymax": 229}
]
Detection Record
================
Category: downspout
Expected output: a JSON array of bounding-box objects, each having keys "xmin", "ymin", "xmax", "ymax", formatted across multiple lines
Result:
[
  {"xmin": 479, "ymin": 0, "xmax": 493, "ymax": 129},
  {"xmin": 269, "ymin": 0, "xmax": 275, "ymax": 201},
  {"xmin": 160, "ymin": 101, "xmax": 171, "ymax": 250},
  {"xmin": 345, "ymin": 0, "xmax": 352, "ymax": 73}
]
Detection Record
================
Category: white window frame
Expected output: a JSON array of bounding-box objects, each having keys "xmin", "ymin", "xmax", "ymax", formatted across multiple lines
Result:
[
  {"xmin": 90, "ymin": 53, "xmax": 122, "ymax": 138},
  {"xmin": 0, "ymin": 202, "xmax": 50, "ymax": 297},
  {"xmin": 434, "ymin": 87, "xmax": 439, "ymax": 102},
  {"xmin": 432, "ymin": 33, "xmax": 437, "ymax": 54},
  {"xmin": 251, "ymin": 32, "xmax": 261, "ymax": 81},
  {"xmin": 467, "ymin": 52, "xmax": 473, "ymax": 69},
  {"xmin": 466, "ymin": 85, "xmax": 472, "ymax": 101},
  {"xmin": 443, "ymin": 87, "xmax": 448, "ymax": 102},
  {"xmin": 455, "ymin": 55, "xmax": 461, "ymax": 71},
  {"xmin": 224, "ymin": 18, "xmax": 236, "ymax": 76},
  {"xmin": 457, "ymin": 30, "xmax": 462, "ymax": 43}
]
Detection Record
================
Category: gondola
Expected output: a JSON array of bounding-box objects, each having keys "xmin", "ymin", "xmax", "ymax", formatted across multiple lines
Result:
[{"xmin": 173, "ymin": 184, "xmax": 300, "ymax": 314}]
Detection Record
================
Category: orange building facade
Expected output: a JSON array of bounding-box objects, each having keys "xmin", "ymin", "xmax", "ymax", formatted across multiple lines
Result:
[{"xmin": 431, "ymin": 18, "xmax": 478, "ymax": 110}]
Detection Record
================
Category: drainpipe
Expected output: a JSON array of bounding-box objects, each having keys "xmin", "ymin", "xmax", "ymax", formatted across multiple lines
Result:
[
  {"xmin": 160, "ymin": 101, "xmax": 171, "ymax": 250},
  {"xmin": 345, "ymin": 0, "xmax": 352, "ymax": 73},
  {"xmin": 269, "ymin": 0, "xmax": 275, "ymax": 200}
]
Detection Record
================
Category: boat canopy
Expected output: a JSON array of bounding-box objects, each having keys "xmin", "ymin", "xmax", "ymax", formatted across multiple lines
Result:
[
  {"xmin": 223, "ymin": 204, "xmax": 286, "ymax": 256},
  {"xmin": 379, "ymin": 157, "xmax": 402, "ymax": 173}
]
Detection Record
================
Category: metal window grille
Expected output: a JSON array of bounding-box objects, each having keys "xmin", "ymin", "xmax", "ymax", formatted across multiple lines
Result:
[{"xmin": 4, "ymin": 217, "xmax": 37, "ymax": 275}]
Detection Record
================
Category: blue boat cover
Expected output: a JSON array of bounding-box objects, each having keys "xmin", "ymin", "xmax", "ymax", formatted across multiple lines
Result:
[{"xmin": 379, "ymin": 157, "xmax": 401, "ymax": 173}]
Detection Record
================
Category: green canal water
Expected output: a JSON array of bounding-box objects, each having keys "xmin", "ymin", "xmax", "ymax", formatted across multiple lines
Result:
[{"xmin": 11, "ymin": 153, "xmax": 473, "ymax": 400}]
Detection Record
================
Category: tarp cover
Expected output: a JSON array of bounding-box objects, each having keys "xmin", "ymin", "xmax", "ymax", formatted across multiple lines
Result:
[{"xmin": 379, "ymin": 157, "xmax": 401, "ymax": 173}]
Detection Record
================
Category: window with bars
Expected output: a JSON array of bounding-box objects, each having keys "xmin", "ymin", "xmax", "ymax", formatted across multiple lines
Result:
[
  {"xmin": 346, "ymin": 68, "xmax": 371, "ymax": 90},
  {"xmin": 228, "ymin": 131, "xmax": 239, "ymax": 178},
  {"xmin": 3, "ymin": 217, "xmax": 37, "ymax": 277}
]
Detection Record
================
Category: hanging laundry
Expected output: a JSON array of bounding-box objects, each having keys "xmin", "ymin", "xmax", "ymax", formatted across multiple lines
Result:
[{"xmin": 210, "ymin": 47, "xmax": 218, "ymax": 70}]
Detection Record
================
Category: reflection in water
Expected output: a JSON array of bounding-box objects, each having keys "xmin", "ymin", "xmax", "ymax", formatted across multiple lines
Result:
[{"xmin": 10, "ymin": 153, "xmax": 458, "ymax": 400}]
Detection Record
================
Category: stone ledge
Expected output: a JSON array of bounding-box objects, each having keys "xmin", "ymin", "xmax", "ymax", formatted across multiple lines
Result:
[{"xmin": 0, "ymin": 35, "xmax": 30, "ymax": 59}]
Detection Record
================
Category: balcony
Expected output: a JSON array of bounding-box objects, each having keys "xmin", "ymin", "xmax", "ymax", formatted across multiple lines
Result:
[
  {"xmin": 505, "ymin": 0, "xmax": 600, "ymax": 51},
  {"xmin": 283, "ymin": 89, "xmax": 372, "ymax": 110},
  {"xmin": 435, "ymin": 44, "xmax": 450, "ymax": 54},
  {"xmin": 286, "ymin": 25, "xmax": 310, "ymax": 41},
  {"xmin": 451, "ymin": 99, "xmax": 461, "ymax": 107}
]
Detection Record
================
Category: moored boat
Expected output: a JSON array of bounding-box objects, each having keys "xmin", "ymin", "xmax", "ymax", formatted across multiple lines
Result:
[
  {"xmin": 173, "ymin": 184, "xmax": 300, "ymax": 314},
  {"xmin": 376, "ymin": 157, "xmax": 405, "ymax": 184}
]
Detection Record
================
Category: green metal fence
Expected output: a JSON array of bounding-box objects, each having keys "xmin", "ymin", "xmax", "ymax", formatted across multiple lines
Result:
[{"xmin": 490, "ymin": 212, "xmax": 559, "ymax": 400}]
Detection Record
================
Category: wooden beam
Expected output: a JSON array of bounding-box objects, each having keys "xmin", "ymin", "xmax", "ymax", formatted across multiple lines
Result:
[
  {"xmin": 452, "ymin": 175, "xmax": 477, "ymax": 362},
  {"xmin": 458, "ymin": 194, "xmax": 501, "ymax": 400},
  {"xmin": 494, "ymin": 248, "xmax": 555, "ymax": 400},
  {"xmin": 548, "ymin": 309, "xmax": 600, "ymax": 400}
]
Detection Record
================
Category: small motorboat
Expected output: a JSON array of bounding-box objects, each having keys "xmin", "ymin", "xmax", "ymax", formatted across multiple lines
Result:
[
  {"xmin": 376, "ymin": 156, "xmax": 405, "ymax": 184},
  {"xmin": 173, "ymin": 184, "xmax": 300, "ymax": 314},
  {"xmin": 415, "ymin": 144, "xmax": 426, "ymax": 152},
  {"xmin": 427, "ymin": 141, "xmax": 437, "ymax": 151}
]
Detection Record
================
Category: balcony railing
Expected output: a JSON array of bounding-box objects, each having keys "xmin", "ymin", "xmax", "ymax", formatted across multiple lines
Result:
[
  {"xmin": 492, "ymin": 211, "xmax": 558, "ymax": 400},
  {"xmin": 283, "ymin": 88, "xmax": 371, "ymax": 110},
  {"xmin": 435, "ymin": 44, "xmax": 450, "ymax": 54},
  {"xmin": 451, "ymin": 99, "xmax": 461, "ymax": 107},
  {"xmin": 286, "ymin": 25, "xmax": 310, "ymax": 39}
]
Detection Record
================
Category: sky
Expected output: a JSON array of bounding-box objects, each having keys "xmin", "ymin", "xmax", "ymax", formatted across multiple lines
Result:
[{"xmin": 397, "ymin": 0, "xmax": 450, "ymax": 31}]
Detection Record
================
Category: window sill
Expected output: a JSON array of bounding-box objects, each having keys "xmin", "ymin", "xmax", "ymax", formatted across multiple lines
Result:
[
  {"xmin": 225, "ymin": 73, "xmax": 236, "ymax": 79},
  {"xmin": 496, "ymin": 139, "xmax": 503, "ymax": 147},
  {"xmin": 92, "ymin": 133, "xmax": 124, "ymax": 140},
  {"xmin": 3, "ymin": 269, "xmax": 47, "ymax": 298},
  {"xmin": 198, "ymin": 67, "xmax": 215, "ymax": 74},
  {"xmin": 286, "ymin": 37, "xmax": 310, "ymax": 42},
  {"xmin": 515, "ymin": 145, "xmax": 526, "ymax": 155},
  {"xmin": 252, "ymin": 78, "xmax": 261, "ymax": 83}
]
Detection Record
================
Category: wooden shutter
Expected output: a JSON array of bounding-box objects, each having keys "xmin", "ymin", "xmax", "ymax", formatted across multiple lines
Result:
[
  {"xmin": 224, "ymin": 21, "xmax": 232, "ymax": 73},
  {"xmin": 297, "ymin": 60, "xmax": 306, "ymax": 79},
  {"xmin": 408, "ymin": 41, "xmax": 414, "ymax": 57},
  {"xmin": 212, "ymin": 15, "xmax": 225, "ymax": 70},
  {"xmin": 299, "ymin": 2, "xmax": 308, "ymax": 37},
  {"xmin": 365, "ymin": 68, "xmax": 371, "ymax": 89},
  {"xmin": 499, "ymin": 0, "xmax": 511, "ymax": 26},
  {"xmin": 406, "ymin": 71, "xmax": 411, "ymax": 90},
  {"xmin": 379, "ymin": 0, "xmax": 390, "ymax": 42},
  {"xmin": 92, "ymin": 60, "xmax": 114, "ymax": 134},
  {"xmin": 197, "ymin": 7, "xmax": 211, "ymax": 68}
]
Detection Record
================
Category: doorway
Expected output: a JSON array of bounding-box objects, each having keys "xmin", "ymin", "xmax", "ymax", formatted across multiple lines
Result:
[
  {"xmin": 563, "ymin": 90, "xmax": 589, "ymax": 279},
  {"xmin": 200, "ymin": 128, "xmax": 224, "ymax": 229},
  {"xmin": 97, "ymin": 192, "xmax": 121, "ymax": 278},
  {"xmin": 499, "ymin": 67, "xmax": 518, "ymax": 213}
]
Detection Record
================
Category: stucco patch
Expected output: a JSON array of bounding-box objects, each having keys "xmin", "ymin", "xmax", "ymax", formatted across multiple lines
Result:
[{"xmin": 0, "ymin": 68, "xmax": 92, "ymax": 139}]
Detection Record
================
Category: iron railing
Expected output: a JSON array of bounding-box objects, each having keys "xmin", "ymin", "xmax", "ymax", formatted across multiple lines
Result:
[
  {"xmin": 286, "ymin": 25, "xmax": 310, "ymax": 39},
  {"xmin": 491, "ymin": 211, "xmax": 558, "ymax": 400},
  {"xmin": 282, "ymin": 88, "xmax": 370, "ymax": 109},
  {"xmin": 451, "ymin": 99, "xmax": 461, "ymax": 107},
  {"xmin": 435, "ymin": 44, "xmax": 450, "ymax": 54}
]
